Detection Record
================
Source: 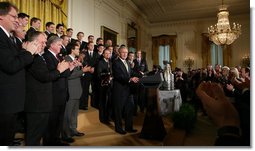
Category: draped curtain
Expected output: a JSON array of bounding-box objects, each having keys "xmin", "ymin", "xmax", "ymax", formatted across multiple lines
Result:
[
  {"xmin": 152, "ymin": 35, "xmax": 177, "ymax": 69},
  {"xmin": 1, "ymin": 0, "xmax": 67, "ymax": 31},
  {"xmin": 201, "ymin": 33, "xmax": 232, "ymax": 67}
]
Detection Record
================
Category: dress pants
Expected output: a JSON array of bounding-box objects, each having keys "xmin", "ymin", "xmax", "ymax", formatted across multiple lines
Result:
[
  {"xmin": 43, "ymin": 104, "xmax": 66, "ymax": 145},
  {"xmin": 99, "ymin": 86, "xmax": 111, "ymax": 122},
  {"xmin": 113, "ymin": 95, "xmax": 134, "ymax": 131},
  {"xmin": 25, "ymin": 112, "xmax": 49, "ymax": 145},
  {"xmin": 62, "ymin": 99, "xmax": 79, "ymax": 138},
  {"xmin": 0, "ymin": 113, "xmax": 17, "ymax": 146}
]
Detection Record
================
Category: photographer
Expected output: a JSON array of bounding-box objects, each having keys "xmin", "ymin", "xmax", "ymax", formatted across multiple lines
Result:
[{"xmin": 97, "ymin": 49, "xmax": 112, "ymax": 124}]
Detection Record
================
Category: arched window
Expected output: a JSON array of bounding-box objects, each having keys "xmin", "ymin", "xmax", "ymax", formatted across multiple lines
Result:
[
  {"xmin": 158, "ymin": 45, "xmax": 170, "ymax": 68},
  {"xmin": 210, "ymin": 44, "xmax": 223, "ymax": 66},
  {"xmin": 152, "ymin": 35, "xmax": 177, "ymax": 69}
]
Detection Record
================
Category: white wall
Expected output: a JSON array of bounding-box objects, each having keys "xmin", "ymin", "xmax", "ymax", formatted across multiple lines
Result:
[
  {"xmin": 150, "ymin": 14, "xmax": 250, "ymax": 71},
  {"xmin": 68, "ymin": 0, "xmax": 152, "ymax": 68},
  {"xmin": 68, "ymin": 0, "xmax": 250, "ymax": 71}
]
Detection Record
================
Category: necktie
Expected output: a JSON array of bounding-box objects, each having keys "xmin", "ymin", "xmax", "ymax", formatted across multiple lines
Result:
[
  {"xmin": 124, "ymin": 60, "xmax": 129, "ymax": 73},
  {"xmin": 41, "ymin": 55, "xmax": 46, "ymax": 64},
  {"xmin": 138, "ymin": 59, "xmax": 141, "ymax": 66},
  {"xmin": 9, "ymin": 36, "xmax": 15, "ymax": 44}
]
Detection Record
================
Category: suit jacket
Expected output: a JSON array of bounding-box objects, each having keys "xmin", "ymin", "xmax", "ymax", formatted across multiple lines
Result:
[
  {"xmin": 112, "ymin": 58, "xmax": 131, "ymax": 101},
  {"xmin": 97, "ymin": 59, "xmax": 112, "ymax": 85},
  {"xmin": 133, "ymin": 58, "xmax": 148, "ymax": 77},
  {"xmin": 58, "ymin": 45, "xmax": 67, "ymax": 60},
  {"xmin": 43, "ymin": 50, "xmax": 71, "ymax": 106},
  {"xmin": 25, "ymin": 54, "xmax": 60, "ymax": 112},
  {"xmin": 0, "ymin": 27, "xmax": 33, "ymax": 113},
  {"xmin": 44, "ymin": 31, "xmax": 51, "ymax": 37},
  {"xmin": 14, "ymin": 37, "xmax": 23, "ymax": 50},
  {"xmin": 83, "ymin": 51, "xmax": 100, "ymax": 78},
  {"xmin": 64, "ymin": 55, "xmax": 83, "ymax": 99},
  {"xmin": 79, "ymin": 41, "xmax": 87, "ymax": 52}
]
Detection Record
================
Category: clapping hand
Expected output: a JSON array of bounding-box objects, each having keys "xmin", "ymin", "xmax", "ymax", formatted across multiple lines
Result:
[
  {"xmin": 57, "ymin": 60, "xmax": 70, "ymax": 73},
  {"xmin": 22, "ymin": 41, "xmax": 39, "ymax": 55},
  {"xmin": 196, "ymin": 82, "xmax": 240, "ymax": 128}
]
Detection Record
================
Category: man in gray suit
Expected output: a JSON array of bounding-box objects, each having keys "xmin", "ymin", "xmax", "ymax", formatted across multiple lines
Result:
[{"xmin": 62, "ymin": 42, "xmax": 90, "ymax": 141}]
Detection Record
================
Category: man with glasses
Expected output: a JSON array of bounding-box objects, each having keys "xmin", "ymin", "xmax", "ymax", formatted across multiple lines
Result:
[{"xmin": 0, "ymin": 2, "xmax": 38, "ymax": 145}]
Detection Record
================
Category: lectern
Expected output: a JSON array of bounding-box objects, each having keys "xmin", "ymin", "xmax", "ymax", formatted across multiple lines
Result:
[{"xmin": 139, "ymin": 73, "xmax": 167, "ymax": 140}]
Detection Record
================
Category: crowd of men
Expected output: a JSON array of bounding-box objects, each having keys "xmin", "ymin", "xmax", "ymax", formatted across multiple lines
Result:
[
  {"xmin": 0, "ymin": 1, "xmax": 250, "ymax": 146},
  {"xmin": 0, "ymin": 1, "xmax": 148, "ymax": 146}
]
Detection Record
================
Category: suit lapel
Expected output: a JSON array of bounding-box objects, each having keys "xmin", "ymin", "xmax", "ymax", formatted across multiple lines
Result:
[{"xmin": 118, "ymin": 58, "xmax": 130, "ymax": 77}]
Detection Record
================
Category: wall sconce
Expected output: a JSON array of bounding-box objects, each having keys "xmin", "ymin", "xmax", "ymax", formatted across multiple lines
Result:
[
  {"xmin": 183, "ymin": 57, "xmax": 194, "ymax": 71},
  {"xmin": 241, "ymin": 54, "xmax": 250, "ymax": 67}
]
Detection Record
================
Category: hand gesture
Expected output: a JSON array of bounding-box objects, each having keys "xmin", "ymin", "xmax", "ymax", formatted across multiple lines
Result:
[
  {"xmin": 22, "ymin": 41, "xmax": 39, "ymax": 55},
  {"xmin": 89, "ymin": 67, "xmax": 94, "ymax": 73},
  {"xmin": 82, "ymin": 65, "xmax": 91, "ymax": 73},
  {"xmin": 73, "ymin": 59, "xmax": 82, "ymax": 67},
  {"xmin": 130, "ymin": 77, "xmax": 139, "ymax": 83},
  {"xmin": 57, "ymin": 60, "xmax": 69, "ymax": 73},
  {"xmin": 196, "ymin": 82, "xmax": 240, "ymax": 128},
  {"xmin": 69, "ymin": 61, "xmax": 76, "ymax": 71}
]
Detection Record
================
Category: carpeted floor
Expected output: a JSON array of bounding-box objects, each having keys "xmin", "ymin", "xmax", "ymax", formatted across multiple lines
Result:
[{"xmin": 14, "ymin": 106, "xmax": 217, "ymax": 146}]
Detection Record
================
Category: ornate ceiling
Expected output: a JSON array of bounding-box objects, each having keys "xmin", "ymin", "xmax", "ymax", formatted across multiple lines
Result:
[{"xmin": 130, "ymin": 0, "xmax": 250, "ymax": 23}]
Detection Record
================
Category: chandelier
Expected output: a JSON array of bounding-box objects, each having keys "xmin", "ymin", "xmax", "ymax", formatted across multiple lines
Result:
[{"xmin": 208, "ymin": 0, "xmax": 241, "ymax": 45}]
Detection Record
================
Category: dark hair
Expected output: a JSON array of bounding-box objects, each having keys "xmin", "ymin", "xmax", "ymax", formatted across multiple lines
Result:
[
  {"xmin": 56, "ymin": 23, "xmax": 64, "ymax": 29},
  {"xmin": 128, "ymin": 51, "xmax": 134, "ymax": 55},
  {"xmin": 96, "ymin": 37, "xmax": 103, "ymax": 43},
  {"xmin": 46, "ymin": 21, "xmax": 54, "ymax": 27},
  {"xmin": 30, "ymin": 17, "xmax": 41, "ymax": 26},
  {"xmin": 18, "ymin": 12, "xmax": 29, "ymax": 19},
  {"xmin": 66, "ymin": 28, "xmax": 73, "ymax": 32},
  {"xmin": 97, "ymin": 44, "xmax": 104, "ymax": 47},
  {"xmin": 77, "ymin": 32, "xmax": 84, "ymax": 36},
  {"xmin": 66, "ymin": 42, "xmax": 79, "ymax": 55},
  {"xmin": 88, "ymin": 35, "xmax": 94, "ymax": 39},
  {"xmin": 0, "ymin": 2, "xmax": 18, "ymax": 15},
  {"xmin": 103, "ymin": 48, "xmax": 111, "ymax": 54},
  {"xmin": 25, "ymin": 31, "xmax": 43, "ymax": 42},
  {"xmin": 60, "ymin": 34, "xmax": 68, "ymax": 39}
]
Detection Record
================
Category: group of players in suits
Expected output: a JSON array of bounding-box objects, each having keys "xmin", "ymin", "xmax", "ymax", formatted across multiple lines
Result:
[{"xmin": 0, "ymin": 1, "xmax": 149, "ymax": 146}]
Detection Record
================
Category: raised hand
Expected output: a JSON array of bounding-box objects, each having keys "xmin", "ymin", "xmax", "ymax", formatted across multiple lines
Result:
[
  {"xmin": 82, "ymin": 65, "xmax": 90, "ymax": 73},
  {"xmin": 57, "ymin": 60, "xmax": 70, "ymax": 73},
  {"xmin": 196, "ymin": 82, "xmax": 240, "ymax": 128},
  {"xmin": 22, "ymin": 41, "xmax": 39, "ymax": 55}
]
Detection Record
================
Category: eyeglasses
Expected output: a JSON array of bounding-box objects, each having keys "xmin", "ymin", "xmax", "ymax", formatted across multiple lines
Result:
[{"xmin": 7, "ymin": 14, "xmax": 18, "ymax": 20}]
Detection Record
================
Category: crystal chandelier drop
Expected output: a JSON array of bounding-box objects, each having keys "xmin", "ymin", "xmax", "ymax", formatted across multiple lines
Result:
[{"xmin": 208, "ymin": 0, "xmax": 241, "ymax": 45}]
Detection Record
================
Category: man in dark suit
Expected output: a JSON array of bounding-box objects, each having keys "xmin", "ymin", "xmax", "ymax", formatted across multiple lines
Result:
[
  {"xmin": 17, "ymin": 12, "xmax": 29, "ymax": 28},
  {"xmin": 97, "ymin": 49, "xmax": 112, "ymax": 124},
  {"xmin": 25, "ymin": 17, "xmax": 41, "ymax": 40},
  {"xmin": 80, "ymin": 41, "xmax": 100, "ymax": 110},
  {"xmin": 58, "ymin": 35, "xmax": 70, "ymax": 59},
  {"xmin": 56, "ymin": 23, "xmax": 64, "ymax": 37},
  {"xmin": 44, "ymin": 22, "xmax": 55, "ymax": 38},
  {"xmin": 43, "ymin": 36, "xmax": 73, "ymax": 145},
  {"xmin": 13, "ymin": 24, "xmax": 26, "ymax": 50},
  {"xmin": 66, "ymin": 28, "xmax": 75, "ymax": 43},
  {"xmin": 76, "ymin": 32, "xmax": 87, "ymax": 52},
  {"xmin": 112, "ymin": 46, "xmax": 139, "ymax": 135},
  {"xmin": 0, "ymin": 2, "xmax": 37, "ymax": 145},
  {"xmin": 24, "ymin": 31, "xmax": 70, "ymax": 145},
  {"xmin": 133, "ymin": 50, "xmax": 148, "ymax": 113}
]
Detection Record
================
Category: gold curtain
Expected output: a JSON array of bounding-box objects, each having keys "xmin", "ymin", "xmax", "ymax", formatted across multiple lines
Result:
[
  {"xmin": 1, "ymin": 0, "xmax": 67, "ymax": 31},
  {"xmin": 201, "ymin": 33, "xmax": 211, "ymax": 67},
  {"xmin": 222, "ymin": 45, "xmax": 232, "ymax": 66},
  {"xmin": 152, "ymin": 35, "xmax": 177, "ymax": 68},
  {"xmin": 201, "ymin": 33, "xmax": 232, "ymax": 67}
]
